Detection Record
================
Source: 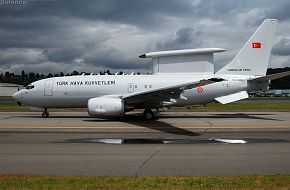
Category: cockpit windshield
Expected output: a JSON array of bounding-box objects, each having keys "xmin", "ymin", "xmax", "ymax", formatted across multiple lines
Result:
[{"xmin": 25, "ymin": 84, "xmax": 35, "ymax": 90}]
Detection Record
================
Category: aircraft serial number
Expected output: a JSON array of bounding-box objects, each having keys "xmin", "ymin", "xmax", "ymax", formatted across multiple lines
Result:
[{"xmin": 227, "ymin": 69, "xmax": 251, "ymax": 71}]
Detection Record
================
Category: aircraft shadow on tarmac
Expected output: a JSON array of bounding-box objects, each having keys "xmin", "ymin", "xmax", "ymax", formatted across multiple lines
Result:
[
  {"xmin": 16, "ymin": 112, "xmax": 281, "ymax": 137},
  {"xmin": 83, "ymin": 112, "xmax": 283, "ymax": 136},
  {"xmin": 84, "ymin": 114, "xmax": 201, "ymax": 137},
  {"xmin": 18, "ymin": 112, "xmax": 281, "ymax": 121},
  {"xmin": 16, "ymin": 115, "xmax": 90, "ymax": 119},
  {"xmin": 157, "ymin": 113, "xmax": 282, "ymax": 121}
]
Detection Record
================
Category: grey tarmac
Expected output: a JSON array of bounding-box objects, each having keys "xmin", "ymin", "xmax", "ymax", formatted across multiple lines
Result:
[{"xmin": 0, "ymin": 111, "xmax": 290, "ymax": 176}]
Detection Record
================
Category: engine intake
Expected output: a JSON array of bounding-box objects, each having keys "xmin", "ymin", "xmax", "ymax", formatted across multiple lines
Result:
[{"xmin": 87, "ymin": 97, "xmax": 124, "ymax": 117}]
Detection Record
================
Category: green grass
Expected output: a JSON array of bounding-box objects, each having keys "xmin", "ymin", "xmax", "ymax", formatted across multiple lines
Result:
[
  {"xmin": 0, "ymin": 103, "xmax": 27, "ymax": 108},
  {"xmin": 0, "ymin": 175, "xmax": 290, "ymax": 190},
  {"xmin": 0, "ymin": 102, "xmax": 29, "ymax": 111}
]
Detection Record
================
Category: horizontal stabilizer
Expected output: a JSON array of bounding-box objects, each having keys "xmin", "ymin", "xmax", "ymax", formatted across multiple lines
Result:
[
  {"xmin": 249, "ymin": 71, "xmax": 290, "ymax": 82},
  {"xmin": 215, "ymin": 91, "xmax": 249, "ymax": 104}
]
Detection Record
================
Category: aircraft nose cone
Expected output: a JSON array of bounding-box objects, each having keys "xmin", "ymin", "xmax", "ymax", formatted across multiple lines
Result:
[
  {"xmin": 12, "ymin": 91, "xmax": 20, "ymax": 101},
  {"xmin": 12, "ymin": 92, "xmax": 17, "ymax": 100},
  {"xmin": 12, "ymin": 91, "xmax": 24, "ymax": 106}
]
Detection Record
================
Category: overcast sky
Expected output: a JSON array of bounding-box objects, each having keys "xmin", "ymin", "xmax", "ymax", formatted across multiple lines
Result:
[{"xmin": 0, "ymin": 0, "xmax": 290, "ymax": 74}]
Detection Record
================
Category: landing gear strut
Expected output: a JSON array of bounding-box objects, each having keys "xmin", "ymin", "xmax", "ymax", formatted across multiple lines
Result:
[
  {"xmin": 42, "ymin": 108, "xmax": 49, "ymax": 118},
  {"xmin": 143, "ymin": 108, "xmax": 155, "ymax": 120}
]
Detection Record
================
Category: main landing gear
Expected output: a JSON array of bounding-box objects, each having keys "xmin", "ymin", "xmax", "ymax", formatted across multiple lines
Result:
[
  {"xmin": 42, "ymin": 108, "xmax": 49, "ymax": 118},
  {"xmin": 143, "ymin": 108, "xmax": 155, "ymax": 120}
]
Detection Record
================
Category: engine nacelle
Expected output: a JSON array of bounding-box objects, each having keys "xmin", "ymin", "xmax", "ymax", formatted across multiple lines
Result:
[{"xmin": 87, "ymin": 97, "xmax": 124, "ymax": 117}]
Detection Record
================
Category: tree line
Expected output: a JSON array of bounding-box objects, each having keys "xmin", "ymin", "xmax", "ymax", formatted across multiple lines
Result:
[
  {"xmin": 0, "ymin": 70, "xmax": 140, "ymax": 86},
  {"xmin": 0, "ymin": 68, "xmax": 289, "ymax": 89}
]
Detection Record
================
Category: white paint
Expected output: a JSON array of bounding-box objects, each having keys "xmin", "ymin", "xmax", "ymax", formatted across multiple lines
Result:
[
  {"xmin": 213, "ymin": 138, "xmax": 247, "ymax": 144},
  {"xmin": 142, "ymin": 48, "xmax": 225, "ymax": 74},
  {"xmin": 98, "ymin": 139, "xmax": 123, "ymax": 144},
  {"xmin": 141, "ymin": 48, "xmax": 226, "ymax": 58},
  {"xmin": 215, "ymin": 91, "xmax": 249, "ymax": 104}
]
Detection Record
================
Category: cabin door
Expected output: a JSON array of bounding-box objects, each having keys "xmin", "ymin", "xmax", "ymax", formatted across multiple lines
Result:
[{"xmin": 44, "ymin": 80, "xmax": 54, "ymax": 96}]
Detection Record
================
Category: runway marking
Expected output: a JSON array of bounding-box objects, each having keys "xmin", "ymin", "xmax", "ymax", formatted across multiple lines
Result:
[{"xmin": 0, "ymin": 125, "xmax": 289, "ymax": 129}]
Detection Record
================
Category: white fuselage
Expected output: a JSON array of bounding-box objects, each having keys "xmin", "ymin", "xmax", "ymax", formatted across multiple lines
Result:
[{"xmin": 13, "ymin": 74, "xmax": 252, "ymax": 109}]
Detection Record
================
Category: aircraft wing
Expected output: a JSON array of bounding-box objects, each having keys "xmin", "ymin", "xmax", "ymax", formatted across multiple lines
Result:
[
  {"xmin": 122, "ymin": 78, "xmax": 224, "ymax": 105},
  {"xmin": 249, "ymin": 71, "xmax": 290, "ymax": 82}
]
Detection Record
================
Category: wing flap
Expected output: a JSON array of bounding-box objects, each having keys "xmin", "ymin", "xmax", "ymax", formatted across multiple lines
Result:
[{"xmin": 215, "ymin": 91, "xmax": 249, "ymax": 104}]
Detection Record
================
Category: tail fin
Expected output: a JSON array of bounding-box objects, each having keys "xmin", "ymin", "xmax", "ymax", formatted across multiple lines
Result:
[{"xmin": 216, "ymin": 19, "xmax": 277, "ymax": 76}]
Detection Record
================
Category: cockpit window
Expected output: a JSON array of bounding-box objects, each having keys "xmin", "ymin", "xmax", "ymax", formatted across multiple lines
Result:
[{"xmin": 25, "ymin": 84, "xmax": 35, "ymax": 90}]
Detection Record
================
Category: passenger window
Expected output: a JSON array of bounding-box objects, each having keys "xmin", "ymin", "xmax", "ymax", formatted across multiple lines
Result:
[{"xmin": 145, "ymin": 85, "xmax": 147, "ymax": 88}]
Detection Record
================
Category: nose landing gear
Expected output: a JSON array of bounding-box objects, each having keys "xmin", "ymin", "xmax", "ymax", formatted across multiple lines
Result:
[{"xmin": 42, "ymin": 108, "xmax": 49, "ymax": 118}]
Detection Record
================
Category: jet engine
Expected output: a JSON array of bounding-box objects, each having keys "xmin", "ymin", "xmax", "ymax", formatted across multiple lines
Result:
[{"xmin": 87, "ymin": 97, "xmax": 124, "ymax": 117}]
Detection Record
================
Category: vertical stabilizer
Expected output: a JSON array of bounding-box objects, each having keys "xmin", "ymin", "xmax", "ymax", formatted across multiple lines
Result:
[{"xmin": 216, "ymin": 19, "xmax": 277, "ymax": 76}]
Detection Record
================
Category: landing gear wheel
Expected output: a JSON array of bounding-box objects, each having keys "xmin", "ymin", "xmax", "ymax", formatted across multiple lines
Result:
[
  {"xmin": 42, "ymin": 108, "xmax": 49, "ymax": 118},
  {"xmin": 143, "ymin": 109, "xmax": 154, "ymax": 120},
  {"xmin": 42, "ymin": 112, "xmax": 49, "ymax": 118}
]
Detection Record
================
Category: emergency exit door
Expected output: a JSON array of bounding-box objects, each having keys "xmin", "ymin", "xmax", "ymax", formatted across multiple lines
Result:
[
  {"xmin": 128, "ymin": 83, "xmax": 134, "ymax": 93},
  {"xmin": 44, "ymin": 80, "xmax": 53, "ymax": 96}
]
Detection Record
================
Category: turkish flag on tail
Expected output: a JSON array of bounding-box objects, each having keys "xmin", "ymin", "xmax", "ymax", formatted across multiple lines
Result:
[{"xmin": 252, "ymin": 42, "xmax": 261, "ymax": 48}]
